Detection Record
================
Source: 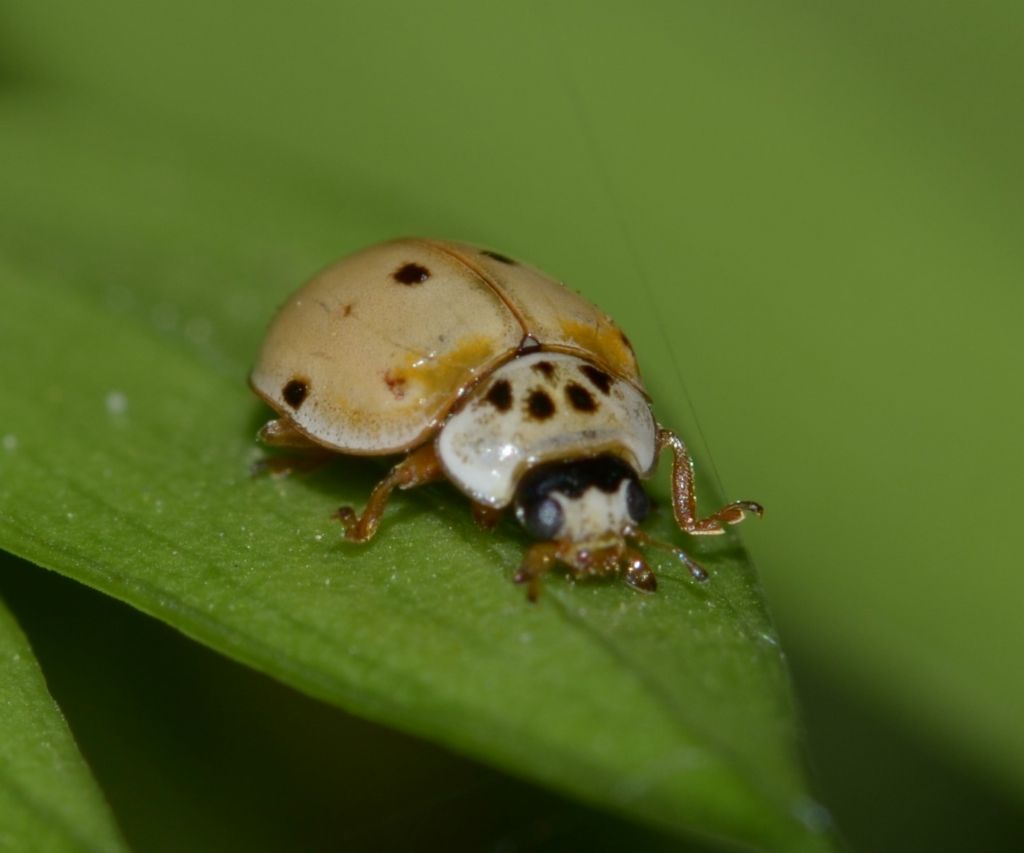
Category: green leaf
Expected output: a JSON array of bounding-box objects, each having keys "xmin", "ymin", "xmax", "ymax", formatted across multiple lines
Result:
[
  {"xmin": 7, "ymin": 3, "xmax": 1020, "ymax": 846},
  {"xmin": 0, "ymin": 596, "xmax": 127, "ymax": 852},
  {"xmin": 0, "ymin": 96, "xmax": 830, "ymax": 853},
  {"xmin": 3, "ymin": 550, "xmax": 698, "ymax": 853}
]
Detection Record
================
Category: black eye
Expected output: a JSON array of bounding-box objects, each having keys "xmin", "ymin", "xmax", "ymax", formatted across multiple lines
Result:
[
  {"xmin": 523, "ymin": 497, "xmax": 564, "ymax": 540},
  {"xmin": 626, "ymin": 480, "xmax": 649, "ymax": 523}
]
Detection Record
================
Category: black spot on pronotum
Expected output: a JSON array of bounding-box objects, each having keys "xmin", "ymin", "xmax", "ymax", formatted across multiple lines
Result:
[
  {"xmin": 481, "ymin": 249, "xmax": 516, "ymax": 265},
  {"xmin": 393, "ymin": 262, "xmax": 430, "ymax": 284},
  {"xmin": 531, "ymin": 360, "xmax": 555, "ymax": 379},
  {"xmin": 282, "ymin": 378, "xmax": 309, "ymax": 409},
  {"xmin": 527, "ymin": 389, "xmax": 555, "ymax": 420},
  {"xmin": 485, "ymin": 379, "xmax": 513, "ymax": 412},
  {"xmin": 580, "ymin": 364, "xmax": 613, "ymax": 395},
  {"xmin": 565, "ymin": 382, "xmax": 597, "ymax": 412}
]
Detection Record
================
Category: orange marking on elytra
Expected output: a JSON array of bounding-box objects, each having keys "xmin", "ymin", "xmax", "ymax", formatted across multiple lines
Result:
[
  {"xmin": 559, "ymin": 318, "xmax": 634, "ymax": 372},
  {"xmin": 384, "ymin": 369, "xmax": 407, "ymax": 399}
]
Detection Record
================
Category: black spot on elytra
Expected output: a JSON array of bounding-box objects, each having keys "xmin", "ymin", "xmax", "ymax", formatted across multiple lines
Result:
[
  {"xmin": 485, "ymin": 379, "xmax": 513, "ymax": 412},
  {"xmin": 619, "ymin": 331, "xmax": 634, "ymax": 352},
  {"xmin": 565, "ymin": 382, "xmax": 597, "ymax": 412},
  {"xmin": 393, "ymin": 262, "xmax": 430, "ymax": 284},
  {"xmin": 531, "ymin": 360, "xmax": 555, "ymax": 379},
  {"xmin": 282, "ymin": 378, "xmax": 309, "ymax": 409},
  {"xmin": 580, "ymin": 364, "xmax": 613, "ymax": 395},
  {"xmin": 481, "ymin": 249, "xmax": 516, "ymax": 265},
  {"xmin": 527, "ymin": 389, "xmax": 555, "ymax": 420}
]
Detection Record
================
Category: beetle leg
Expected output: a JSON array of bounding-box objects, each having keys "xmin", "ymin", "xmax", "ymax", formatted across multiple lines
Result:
[
  {"xmin": 513, "ymin": 542, "xmax": 560, "ymax": 602},
  {"xmin": 257, "ymin": 416, "xmax": 321, "ymax": 449},
  {"xmin": 471, "ymin": 502, "xmax": 504, "ymax": 531},
  {"xmin": 334, "ymin": 444, "xmax": 443, "ymax": 543},
  {"xmin": 623, "ymin": 548, "xmax": 658, "ymax": 592},
  {"xmin": 629, "ymin": 529, "xmax": 708, "ymax": 581},
  {"xmin": 253, "ymin": 417, "xmax": 334, "ymax": 475},
  {"xmin": 656, "ymin": 428, "xmax": 764, "ymax": 535}
]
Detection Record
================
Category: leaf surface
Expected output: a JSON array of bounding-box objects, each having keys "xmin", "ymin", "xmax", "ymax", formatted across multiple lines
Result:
[
  {"xmin": 0, "ymin": 596, "xmax": 127, "ymax": 852},
  {"xmin": 0, "ymin": 90, "xmax": 831, "ymax": 852}
]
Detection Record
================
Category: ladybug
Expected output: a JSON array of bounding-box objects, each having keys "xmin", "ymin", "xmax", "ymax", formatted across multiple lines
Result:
[{"xmin": 250, "ymin": 239, "xmax": 762, "ymax": 600}]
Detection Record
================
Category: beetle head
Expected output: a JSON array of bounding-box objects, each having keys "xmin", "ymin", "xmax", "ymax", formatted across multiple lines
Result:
[{"xmin": 513, "ymin": 454, "xmax": 649, "ymax": 546}]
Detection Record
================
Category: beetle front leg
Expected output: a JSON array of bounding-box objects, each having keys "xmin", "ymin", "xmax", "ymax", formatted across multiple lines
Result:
[
  {"xmin": 513, "ymin": 542, "xmax": 560, "ymax": 602},
  {"xmin": 471, "ymin": 502, "xmax": 504, "ymax": 532},
  {"xmin": 334, "ymin": 443, "xmax": 443, "ymax": 543},
  {"xmin": 656, "ymin": 428, "xmax": 763, "ymax": 535},
  {"xmin": 623, "ymin": 548, "xmax": 658, "ymax": 592},
  {"xmin": 628, "ymin": 529, "xmax": 708, "ymax": 581}
]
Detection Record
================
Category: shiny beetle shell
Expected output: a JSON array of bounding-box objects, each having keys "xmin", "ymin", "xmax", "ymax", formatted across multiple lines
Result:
[
  {"xmin": 250, "ymin": 238, "xmax": 641, "ymax": 455},
  {"xmin": 251, "ymin": 238, "xmax": 763, "ymax": 600}
]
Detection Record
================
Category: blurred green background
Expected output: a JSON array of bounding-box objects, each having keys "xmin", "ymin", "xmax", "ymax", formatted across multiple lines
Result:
[{"xmin": 1, "ymin": 1, "xmax": 1022, "ymax": 850}]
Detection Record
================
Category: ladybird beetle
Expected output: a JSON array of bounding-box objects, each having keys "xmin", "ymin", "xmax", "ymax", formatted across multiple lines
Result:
[{"xmin": 250, "ymin": 238, "xmax": 762, "ymax": 600}]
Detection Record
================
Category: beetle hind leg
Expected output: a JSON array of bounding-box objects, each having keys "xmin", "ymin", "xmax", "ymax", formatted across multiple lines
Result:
[
  {"xmin": 657, "ymin": 428, "xmax": 764, "ymax": 536},
  {"xmin": 253, "ymin": 417, "xmax": 334, "ymax": 475},
  {"xmin": 334, "ymin": 444, "xmax": 443, "ymax": 543}
]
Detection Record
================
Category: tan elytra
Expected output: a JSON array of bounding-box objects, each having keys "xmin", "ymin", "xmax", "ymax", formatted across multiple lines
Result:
[{"xmin": 250, "ymin": 238, "xmax": 641, "ymax": 455}]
